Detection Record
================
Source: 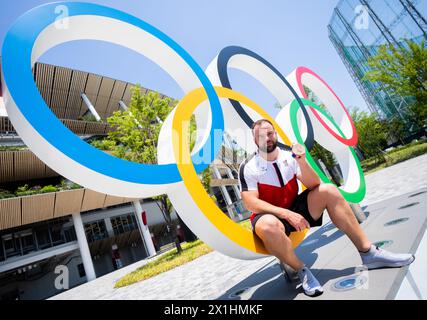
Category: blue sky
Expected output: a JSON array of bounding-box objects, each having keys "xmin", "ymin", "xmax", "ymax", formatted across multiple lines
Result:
[{"xmin": 0, "ymin": 0, "xmax": 370, "ymax": 117}]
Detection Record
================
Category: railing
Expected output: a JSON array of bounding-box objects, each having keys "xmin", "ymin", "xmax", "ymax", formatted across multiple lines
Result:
[
  {"xmin": 0, "ymin": 189, "xmax": 137, "ymax": 231},
  {"xmin": 227, "ymin": 200, "xmax": 251, "ymax": 221},
  {"xmin": 0, "ymin": 116, "xmax": 110, "ymax": 136}
]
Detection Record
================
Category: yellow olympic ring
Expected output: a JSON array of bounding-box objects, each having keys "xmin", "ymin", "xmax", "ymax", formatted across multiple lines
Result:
[{"xmin": 172, "ymin": 86, "xmax": 308, "ymax": 254}]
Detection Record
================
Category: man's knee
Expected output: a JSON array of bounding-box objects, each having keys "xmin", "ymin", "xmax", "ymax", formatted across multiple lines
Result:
[
  {"xmin": 316, "ymin": 184, "xmax": 342, "ymax": 200},
  {"xmin": 255, "ymin": 215, "xmax": 285, "ymax": 238}
]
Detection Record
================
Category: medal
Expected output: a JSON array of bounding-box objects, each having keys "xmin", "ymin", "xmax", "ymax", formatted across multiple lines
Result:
[{"xmin": 292, "ymin": 143, "xmax": 305, "ymax": 159}]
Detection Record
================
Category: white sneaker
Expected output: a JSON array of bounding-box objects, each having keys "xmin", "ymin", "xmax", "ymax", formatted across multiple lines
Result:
[
  {"xmin": 360, "ymin": 245, "xmax": 415, "ymax": 270},
  {"xmin": 297, "ymin": 266, "xmax": 323, "ymax": 297}
]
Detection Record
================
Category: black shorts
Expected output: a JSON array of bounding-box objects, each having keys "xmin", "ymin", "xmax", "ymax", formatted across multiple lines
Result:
[{"xmin": 251, "ymin": 189, "xmax": 323, "ymax": 236}]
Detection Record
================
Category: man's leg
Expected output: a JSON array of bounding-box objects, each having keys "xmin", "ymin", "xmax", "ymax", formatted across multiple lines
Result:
[
  {"xmin": 254, "ymin": 214, "xmax": 304, "ymax": 270},
  {"xmin": 307, "ymin": 184, "xmax": 372, "ymax": 252},
  {"xmin": 307, "ymin": 184, "xmax": 371, "ymax": 252},
  {"xmin": 255, "ymin": 214, "xmax": 324, "ymax": 297},
  {"xmin": 307, "ymin": 184, "xmax": 414, "ymax": 269}
]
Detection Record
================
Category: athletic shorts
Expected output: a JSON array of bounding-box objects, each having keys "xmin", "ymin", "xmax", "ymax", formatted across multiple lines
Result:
[{"xmin": 251, "ymin": 189, "xmax": 323, "ymax": 236}]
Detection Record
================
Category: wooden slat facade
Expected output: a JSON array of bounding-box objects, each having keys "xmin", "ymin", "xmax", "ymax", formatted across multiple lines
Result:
[
  {"xmin": 81, "ymin": 189, "xmax": 107, "ymax": 212},
  {"xmin": 0, "ymin": 197, "xmax": 21, "ymax": 231},
  {"xmin": 0, "ymin": 151, "xmax": 14, "ymax": 183},
  {"xmin": 13, "ymin": 150, "xmax": 46, "ymax": 182},
  {"xmin": 104, "ymin": 195, "xmax": 126, "ymax": 207},
  {"xmin": 54, "ymin": 189, "xmax": 85, "ymax": 218},
  {"xmin": 21, "ymin": 193, "xmax": 55, "ymax": 225}
]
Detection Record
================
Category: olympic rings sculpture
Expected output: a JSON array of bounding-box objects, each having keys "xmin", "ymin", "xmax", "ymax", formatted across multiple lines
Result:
[{"xmin": 1, "ymin": 2, "xmax": 365, "ymax": 260}]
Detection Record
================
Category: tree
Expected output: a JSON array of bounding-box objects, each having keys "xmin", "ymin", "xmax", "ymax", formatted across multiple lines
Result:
[
  {"xmin": 92, "ymin": 85, "xmax": 209, "ymax": 252},
  {"xmin": 297, "ymin": 86, "xmax": 339, "ymax": 181},
  {"xmin": 386, "ymin": 116, "xmax": 406, "ymax": 145},
  {"xmin": 364, "ymin": 39, "xmax": 427, "ymax": 127},
  {"xmin": 350, "ymin": 107, "xmax": 388, "ymax": 162},
  {"xmin": 309, "ymin": 142, "xmax": 341, "ymax": 185}
]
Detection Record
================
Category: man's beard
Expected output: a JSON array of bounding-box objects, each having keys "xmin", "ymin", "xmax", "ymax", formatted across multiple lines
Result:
[
  {"xmin": 266, "ymin": 141, "xmax": 278, "ymax": 153},
  {"xmin": 258, "ymin": 140, "xmax": 278, "ymax": 153}
]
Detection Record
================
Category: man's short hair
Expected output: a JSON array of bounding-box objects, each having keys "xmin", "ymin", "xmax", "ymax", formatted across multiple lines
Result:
[{"xmin": 251, "ymin": 119, "xmax": 274, "ymax": 131}]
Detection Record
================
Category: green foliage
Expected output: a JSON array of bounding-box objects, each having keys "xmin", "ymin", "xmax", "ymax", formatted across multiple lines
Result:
[
  {"xmin": 1, "ymin": 180, "xmax": 82, "ymax": 199},
  {"xmin": 0, "ymin": 189, "xmax": 15, "ymax": 199},
  {"xmin": 0, "ymin": 146, "xmax": 28, "ymax": 151},
  {"xmin": 89, "ymin": 85, "xmax": 212, "ymax": 228},
  {"xmin": 115, "ymin": 240, "xmax": 212, "ymax": 288},
  {"xmin": 364, "ymin": 39, "xmax": 427, "ymax": 126},
  {"xmin": 386, "ymin": 116, "xmax": 406, "ymax": 145},
  {"xmin": 104, "ymin": 87, "xmax": 177, "ymax": 164},
  {"xmin": 15, "ymin": 184, "xmax": 58, "ymax": 196},
  {"xmin": 78, "ymin": 113, "xmax": 98, "ymax": 122},
  {"xmin": 361, "ymin": 141, "xmax": 427, "ymax": 174},
  {"xmin": 309, "ymin": 142, "xmax": 341, "ymax": 184},
  {"xmin": 90, "ymin": 139, "xmax": 116, "ymax": 151},
  {"xmin": 15, "ymin": 184, "xmax": 33, "ymax": 196},
  {"xmin": 350, "ymin": 107, "xmax": 387, "ymax": 161},
  {"xmin": 309, "ymin": 142, "xmax": 336, "ymax": 169},
  {"xmin": 40, "ymin": 185, "xmax": 58, "ymax": 194}
]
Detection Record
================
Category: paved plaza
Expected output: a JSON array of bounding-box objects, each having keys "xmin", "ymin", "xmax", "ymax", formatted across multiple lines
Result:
[{"xmin": 51, "ymin": 154, "xmax": 427, "ymax": 300}]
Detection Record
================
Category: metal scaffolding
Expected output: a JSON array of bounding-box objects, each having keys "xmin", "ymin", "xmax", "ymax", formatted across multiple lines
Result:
[{"xmin": 328, "ymin": 0, "xmax": 426, "ymax": 135}]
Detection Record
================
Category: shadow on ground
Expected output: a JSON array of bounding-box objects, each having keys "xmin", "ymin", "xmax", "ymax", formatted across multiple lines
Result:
[{"xmin": 215, "ymin": 220, "xmax": 357, "ymax": 300}]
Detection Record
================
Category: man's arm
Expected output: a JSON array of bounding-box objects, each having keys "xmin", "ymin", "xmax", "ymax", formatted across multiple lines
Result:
[
  {"xmin": 295, "ymin": 157, "xmax": 321, "ymax": 190},
  {"xmin": 241, "ymin": 190, "xmax": 309, "ymax": 231}
]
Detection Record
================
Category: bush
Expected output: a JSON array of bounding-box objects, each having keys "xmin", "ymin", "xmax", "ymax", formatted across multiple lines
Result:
[
  {"xmin": 114, "ymin": 240, "xmax": 212, "ymax": 288},
  {"xmin": 361, "ymin": 142, "xmax": 427, "ymax": 173},
  {"xmin": 15, "ymin": 184, "xmax": 34, "ymax": 196},
  {"xmin": 0, "ymin": 146, "xmax": 28, "ymax": 151},
  {"xmin": 90, "ymin": 139, "xmax": 116, "ymax": 151},
  {"xmin": 59, "ymin": 180, "xmax": 82, "ymax": 191},
  {"xmin": 40, "ymin": 185, "xmax": 58, "ymax": 193},
  {"xmin": 13, "ymin": 181, "xmax": 81, "ymax": 197},
  {"xmin": 0, "ymin": 190, "xmax": 15, "ymax": 199}
]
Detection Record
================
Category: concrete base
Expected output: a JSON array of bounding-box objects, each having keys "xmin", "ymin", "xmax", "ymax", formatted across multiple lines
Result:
[{"xmin": 218, "ymin": 188, "xmax": 427, "ymax": 300}]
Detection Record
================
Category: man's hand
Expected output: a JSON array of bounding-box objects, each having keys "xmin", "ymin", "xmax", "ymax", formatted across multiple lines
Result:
[
  {"xmin": 283, "ymin": 209, "xmax": 310, "ymax": 232},
  {"xmin": 293, "ymin": 142, "xmax": 321, "ymax": 189},
  {"xmin": 292, "ymin": 143, "xmax": 306, "ymax": 162}
]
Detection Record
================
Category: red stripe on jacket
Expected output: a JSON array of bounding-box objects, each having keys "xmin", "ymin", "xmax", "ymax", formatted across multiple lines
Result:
[{"xmin": 250, "ymin": 175, "xmax": 299, "ymax": 222}]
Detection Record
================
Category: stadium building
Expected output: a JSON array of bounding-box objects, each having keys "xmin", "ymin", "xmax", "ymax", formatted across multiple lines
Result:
[{"xmin": 0, "ymin": 61, "xmax": 249, "ymax": 300}]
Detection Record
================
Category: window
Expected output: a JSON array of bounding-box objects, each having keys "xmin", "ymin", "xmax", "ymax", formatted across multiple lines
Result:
[
  {"xmin": 84, "ymin": 221, "xmax": 108, "ymax": 243},
  {"xmin": 111, "ymin": 214, "xmax": 138, "ymax": 236},
  {"xmin": 2, "ymin": 234, "xmax": 20, "ymax": 258},
  {"xmin": 219, "ymin": 168, "xmax": 229, "ymax": 179},
  {"xmin": 226, "ymin": 186, "xmax": 238, "ymax": 203},
  {"xmin": 0, "ymin": 238, "xmax": 4, "ymax": 262},
  {"xmin": 231, "ymin": 170, "xmax": 238, "ymax": 179},
  {"xmin": 50, "ymin": 224, "xmax": 64, "ymax": 245},
  {"xmin": 77, "ymin": 263, "xmax": 86, "ymax": 278},
  {"xmin": 63, "ymin": 227, "xmax": 76, "ymax": 243},
  {"xmin": 211, "ymin": 187, "xmax": 227, "ymax": 213},
  {"xmin": 0, "ymin": 217, "xmax": 76, "ymax": 262},
  {"xmin": 35, "ymin": 227, "xmax": 51, "ymax": 250},
  {"xmin": 18, "ymin": 230, "xmax": 35, "ymax": 255}
]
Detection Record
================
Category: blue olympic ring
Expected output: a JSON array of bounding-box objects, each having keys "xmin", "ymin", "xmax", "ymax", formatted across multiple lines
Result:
[{"xmin": 1, "ymin": 1, "xmax": 223, "ymax": 185}]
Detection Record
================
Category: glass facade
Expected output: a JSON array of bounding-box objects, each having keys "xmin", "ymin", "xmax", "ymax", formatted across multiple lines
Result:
[
  {"xmin": 84, "ymin": 220, "xmax": 109, "ymax": 243},
  {"xmin": 0, "ymin": 217, "xmax": 76, "ymax": 262},
  {"xmin": 328, "ymin": 0, "xmax": 426, "ymax": 133},
  {"xmin": 110, "ymin": 214, "xmax": 138, "ymax": 236}
]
